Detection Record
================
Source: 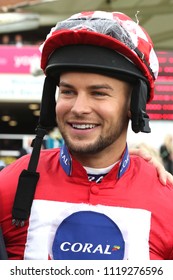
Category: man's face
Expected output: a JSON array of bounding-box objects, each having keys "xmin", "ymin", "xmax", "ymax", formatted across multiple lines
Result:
[{"xmin": 56, "ymin": 72, "xmax": 132, "ymax": 158}]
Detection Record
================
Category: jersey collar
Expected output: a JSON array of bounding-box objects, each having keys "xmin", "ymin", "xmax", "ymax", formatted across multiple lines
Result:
[{"xmin": 60, "ymin": 143, "xmax": 130, "ymax": 179}]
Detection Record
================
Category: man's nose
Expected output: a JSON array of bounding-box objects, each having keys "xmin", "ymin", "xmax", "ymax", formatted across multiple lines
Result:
[{"xmin": 71, "ymin": 92, "xmax": 92, "ymax": 115}]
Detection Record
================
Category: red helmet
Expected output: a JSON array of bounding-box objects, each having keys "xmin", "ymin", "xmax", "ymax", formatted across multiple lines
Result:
[{"xmin": 40, "ymin": 11, "xmax": 159, "ymax": 102}]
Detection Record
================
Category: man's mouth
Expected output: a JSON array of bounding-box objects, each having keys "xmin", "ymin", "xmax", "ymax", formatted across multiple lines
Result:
[{"xmin": 71, "ymin": 124, "xmax": 97, "ymax": 130}]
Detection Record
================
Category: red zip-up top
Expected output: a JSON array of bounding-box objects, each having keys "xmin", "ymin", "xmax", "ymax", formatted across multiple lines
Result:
[{"xmin": 0, "ymin": 145, "xmax": 173, "ymax": 260}]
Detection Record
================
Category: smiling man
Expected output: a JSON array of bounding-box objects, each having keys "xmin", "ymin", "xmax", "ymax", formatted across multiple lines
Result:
[
  {"xmin": 57, "ymin": 72, "xmax": 131, "ymax": 164},
  {"xmin": 0, "ymin": 11, "xmax": 173, "ymax": 260}
]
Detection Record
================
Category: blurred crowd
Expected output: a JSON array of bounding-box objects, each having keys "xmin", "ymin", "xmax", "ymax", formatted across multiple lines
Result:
[
  {"xmin": 159, "ymin": 134, "xmax": 173, "ymax": 174},
  {"xmin": 0, "ymin": 34, "xmax": 42, "ymax": 46}
]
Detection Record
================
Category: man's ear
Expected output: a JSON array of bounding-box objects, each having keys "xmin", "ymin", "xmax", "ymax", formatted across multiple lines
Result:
[
  {"xmin": 128, "ymin": 110, "xmax": 132, "ymax": 118},
  {"xmin": 127, "ymin": 86, "xmax": 133, "ymax": 119}
]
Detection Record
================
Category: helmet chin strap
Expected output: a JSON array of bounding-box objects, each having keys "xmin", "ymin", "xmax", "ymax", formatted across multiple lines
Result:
[
  {"xmin": 12, "ymin": 77, "xmax": 57, "ymax": 226},
  {"xmin": 130, "ymin": 79, "xmax": 151, "ymax": 133},
  {"xmin": 38, "ymin": 76, "xmax": 57, "ymax": 128}
]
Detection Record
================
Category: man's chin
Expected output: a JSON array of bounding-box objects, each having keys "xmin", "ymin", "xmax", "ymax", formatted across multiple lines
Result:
[
  {"xmin": 67, "ymin": 142, "xmax": 98, "ymax": 154},
  {"xmin": 69, "ymin": 146, "xmax": 94, "ymax": 154}
]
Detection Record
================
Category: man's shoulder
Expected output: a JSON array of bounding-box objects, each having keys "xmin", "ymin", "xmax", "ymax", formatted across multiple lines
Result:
[
  {"xmin": 130, "ymin": 155, "xmax": 173, "ymax": 194},
  {"xmin": 0, "ymin": 148, "xmax": 61, "ymax": 178},
  {"xmin": 38, "ymin": 148, "xmax": 60, "ymax": 159},
  {"xmin": 130, "ymin": 155, "xmax": 157, "ymax": 173}
]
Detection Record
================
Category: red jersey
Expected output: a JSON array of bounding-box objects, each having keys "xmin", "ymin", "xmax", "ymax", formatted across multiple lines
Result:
[{"xmin": 0, "ymin": 145, "xmax": 173, "ymax": 260}]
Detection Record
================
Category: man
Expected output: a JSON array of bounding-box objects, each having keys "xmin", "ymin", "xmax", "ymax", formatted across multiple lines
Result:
[{"xmin": 0, "ymin": 11, "xmax": 173, "ymax": 260}]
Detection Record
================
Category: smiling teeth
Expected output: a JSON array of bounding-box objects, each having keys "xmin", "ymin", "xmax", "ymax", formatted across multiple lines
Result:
[{"xmin": 72, "ymin": 124, "xmax": 96, "ymax": 129}]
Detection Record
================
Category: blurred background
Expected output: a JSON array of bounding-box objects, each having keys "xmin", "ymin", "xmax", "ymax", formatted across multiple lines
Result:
[{"xmin": 0, "ymin": 0, "xmax": 173, "ymax": 173}]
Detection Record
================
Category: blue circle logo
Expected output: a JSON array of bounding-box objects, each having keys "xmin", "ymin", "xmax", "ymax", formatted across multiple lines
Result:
[{"xmin": 52, "ymin": 211, "xmax": 125, "ymax": 259}]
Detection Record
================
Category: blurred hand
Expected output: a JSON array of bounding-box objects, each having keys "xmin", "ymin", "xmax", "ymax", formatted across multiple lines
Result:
[{"xmin": 130, "ymin": 148, "xmax": 173, "ymax": 186}]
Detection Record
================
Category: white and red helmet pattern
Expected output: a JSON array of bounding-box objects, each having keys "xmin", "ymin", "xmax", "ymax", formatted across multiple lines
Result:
[{"xmin": 40, "ymin": 11, "xmax": 159, "ymax": 101}]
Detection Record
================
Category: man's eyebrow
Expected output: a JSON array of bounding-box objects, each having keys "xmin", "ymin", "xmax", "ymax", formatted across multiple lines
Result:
[
  {"xmin": 59, "ymin": 81, "xmax": 73, "ymax": 88},
  {"xmin": 59, "ymin": 82, "xmax": 113, "ymax": 90},
  {"xmin": 88, "ymin": 84, "xmax": 113, "ymax": 90}
]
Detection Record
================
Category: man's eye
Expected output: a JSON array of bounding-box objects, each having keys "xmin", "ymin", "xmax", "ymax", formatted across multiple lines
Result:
[
  {"xmin": 92, "ymin": 91, "xmax": 108, "ymax": 96},
  {"xmin": 60, "ymin": 90, "xmax": 74, "ymax": 95}
]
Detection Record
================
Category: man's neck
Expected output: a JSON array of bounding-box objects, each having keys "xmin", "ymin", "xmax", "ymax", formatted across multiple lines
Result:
[{"xmin": 71, "ymin": 142, "xmax": 126, "ymax": 168}]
